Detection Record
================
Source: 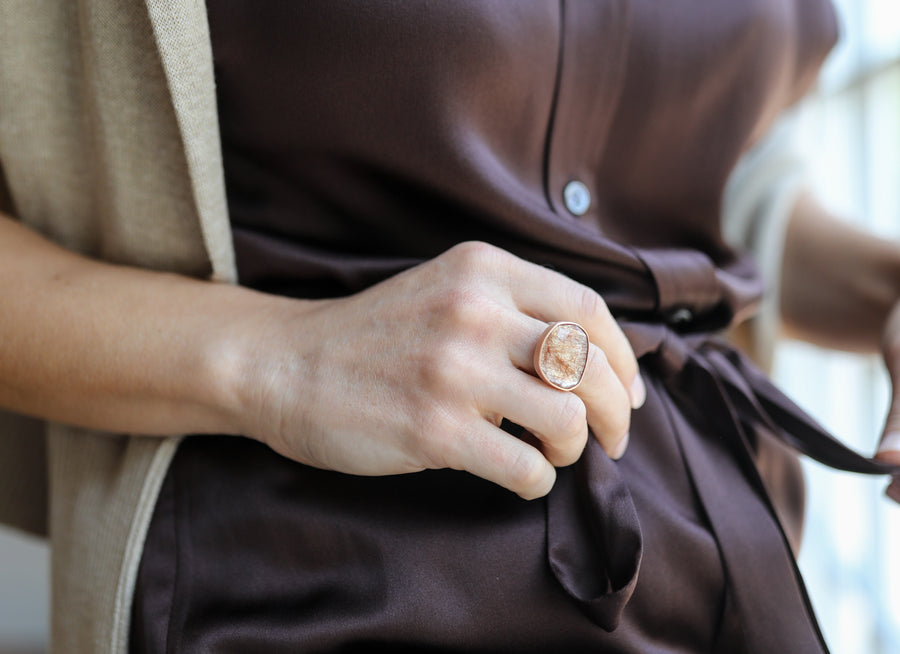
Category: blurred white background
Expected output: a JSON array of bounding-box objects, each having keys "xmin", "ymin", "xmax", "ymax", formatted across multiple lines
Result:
[
  {"xmin": 0, "ymin": 528, "xmax": 46, "ymax": 654},
  {"xmin": 0, "ymin": 1, "xmax": 898, "ymax": 653},
  {"xmin": 781, "ymin": 0, "xmax": 900, "ymax": 653}
]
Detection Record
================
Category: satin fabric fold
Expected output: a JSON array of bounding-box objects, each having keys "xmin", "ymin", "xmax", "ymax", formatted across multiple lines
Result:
[
  {"xmin": 545, "ymin": 435, "xmax": 642, "ymax": 632},
  {"xmin": 547, "ymin": 321, "xmax": 899, "ymax": 650}
]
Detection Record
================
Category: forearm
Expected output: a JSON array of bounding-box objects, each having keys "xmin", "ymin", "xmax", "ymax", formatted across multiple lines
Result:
[
  {"xmin": 0, "ymin": 213, "xmax": 285, "ymax": 436},
  {"xmin": 780, "ymin": 191, "xmax": 900, "ymax": 353}
]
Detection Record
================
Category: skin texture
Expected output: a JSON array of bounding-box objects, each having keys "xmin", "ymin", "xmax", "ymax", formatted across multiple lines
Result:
[
  {"xmin": 779, "ymin": 192, "xmax": 900, "ymax": 498},
  {"xmin": 0, "ymin": 216, "xmax": 642, "ymax": 500}
]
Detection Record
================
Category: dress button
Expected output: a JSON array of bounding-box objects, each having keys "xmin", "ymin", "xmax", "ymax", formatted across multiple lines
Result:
[
  {"xmin": 563, "ymin": 180, "xmax": 591, "ymax": 216},
  {"xmin": 667, "ymin": 307, "xmax": 694, "ymax": 325}
]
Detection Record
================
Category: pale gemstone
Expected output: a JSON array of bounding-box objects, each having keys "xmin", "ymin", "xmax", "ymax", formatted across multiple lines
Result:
[{"xmin": 536, "ymin": 323, "xmax": 589, "ymax": 390}]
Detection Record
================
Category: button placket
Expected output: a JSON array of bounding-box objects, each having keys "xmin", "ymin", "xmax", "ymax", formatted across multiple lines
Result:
[{"xmin": 543, "ymin": 1, "xmax": 631, "ymax": 219}]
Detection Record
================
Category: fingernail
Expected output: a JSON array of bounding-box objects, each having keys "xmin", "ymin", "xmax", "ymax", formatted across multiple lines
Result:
[
  {"xmin": 877, "ymin": 432, "xmax": 900, "ymax": 456},
  {"xmin": 629, "ymin": 374, "xmax": 646, "ymax": 410},
  {"xmin": 612, "ymin": 432, "xmax": 630, "ymax": 460},
  {"xmin": 886, "ymin": 479, "xmax": 900, "ymax": 504}
]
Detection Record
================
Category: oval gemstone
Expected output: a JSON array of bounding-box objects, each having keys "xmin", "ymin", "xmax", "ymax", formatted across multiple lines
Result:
[{"xmin": 534, "ymin": 322, "xmax": 589, "ymax": 391}]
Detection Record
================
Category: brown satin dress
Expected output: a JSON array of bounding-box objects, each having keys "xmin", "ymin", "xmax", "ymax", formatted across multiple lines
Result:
[{"xmin": 130, "ymin": 2, "xmax": 899, "ymax": 652}]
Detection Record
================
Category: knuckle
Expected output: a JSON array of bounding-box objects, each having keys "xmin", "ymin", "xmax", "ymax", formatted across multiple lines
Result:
[
  {"xmin": 436, "ymin": 286, "xmax": 481, "ymax": 323},
  {"xmin": 570, "ymin": 289, "xmax": 637, "ymax": 380},
  {"xmin": 550, "ymin": 435, "xmax": 587, "ymax": 467},
  {"xmin": 412, "ymin": 405, "xmax": 480, "ymax": 471},
  {"xmin": 430, "ymin": 288, "xmax": 503, "ymax": 349},
  {"xmin": 418, "ymin": 412, "xmax": 462, "ymax": 467},
  {"xmin": 617, "ymin": 349, "xmax": 640, "ymax": 385},
  {"xmin": 433, "ymin": 298, "xmax": 485, "ymax": 345},
  {"xmin": 571, "ymin": 285, "xmax": 609, "ymax": 321},
  {"xmin": 444, "ymin": 241, "xmax": 519, "ymax": 289},
  {"xmin": 554, "ymin": 394, "xmax": 588, "ymax": 442},
  {"xmin": 506, "ymin": 447, "xmax": 547, "ymax": 493},
  {"xmin": 433, "ymin": 287, "xmax": 483, "ymax": 327},
  {"xmin": 419, "ymin": 401, "xmax": 455, "ymax": 436},
  {"xmin": 607, "ymin": 396, "xmax": 632, "ymax": 441},
  {"xmin": 447, "ymin": 240, "xmax": 500, "ymax": 271},
  {"xmin": 585, "ymin": 344, "xmax": 610, "ymax": 375},
  {"xmin": 415, "ymin": 339, "xmax": 470, "ymax": 394}
]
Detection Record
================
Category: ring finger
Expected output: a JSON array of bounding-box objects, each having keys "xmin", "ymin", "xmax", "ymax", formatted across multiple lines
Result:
[{"xmin": 504, "ymin": 316, "xmax": 632, "ymax": 458}]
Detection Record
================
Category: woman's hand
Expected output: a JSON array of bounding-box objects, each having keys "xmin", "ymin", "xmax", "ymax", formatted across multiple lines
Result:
[
  {"xmin": 226, "ymin": 241, "xmax": 645, "ymax": 500},
  {"xmin": 875, "ymin": 298, "xmax": 900, "ymax": 501},
  {"xmin": 0, "ymin": 214, "xmax": 640, "ymax": 501}
]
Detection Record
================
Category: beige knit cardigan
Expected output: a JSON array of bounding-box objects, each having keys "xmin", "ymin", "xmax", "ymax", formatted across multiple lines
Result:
[{"xmin": 0, "ymin": 2, "xmax": 235, "ymax": 651}]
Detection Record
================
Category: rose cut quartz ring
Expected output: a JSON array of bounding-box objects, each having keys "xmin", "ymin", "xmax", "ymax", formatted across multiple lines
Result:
[{"xmin": 533, "ymin": 321, "xmax": 590, "ymax": 391}]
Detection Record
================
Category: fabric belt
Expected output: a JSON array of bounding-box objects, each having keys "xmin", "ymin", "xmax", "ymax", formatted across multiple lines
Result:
[{"xmin": 543, "ymin": 247, "xmax": 899, "ymax": 652}]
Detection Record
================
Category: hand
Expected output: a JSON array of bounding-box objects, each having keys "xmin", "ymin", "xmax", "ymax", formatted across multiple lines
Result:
[
  {"xmin": 226, "ymin": 241, "xmax": 645, "ymax": 500},
  {"xmin": 875, "ymin": 298, "xmax": 900, "ymax": 501}
]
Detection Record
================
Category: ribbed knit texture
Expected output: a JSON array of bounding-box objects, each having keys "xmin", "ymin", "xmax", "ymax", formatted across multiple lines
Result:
[{"xmin": 0, "ymin": 1, "xmax": 235, "ymax": 651}]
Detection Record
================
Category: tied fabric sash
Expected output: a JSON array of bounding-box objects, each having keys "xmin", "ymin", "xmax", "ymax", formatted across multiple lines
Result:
[{"xmin": 545, "ymin": 321, "xmax": 900, "ymax": 653}]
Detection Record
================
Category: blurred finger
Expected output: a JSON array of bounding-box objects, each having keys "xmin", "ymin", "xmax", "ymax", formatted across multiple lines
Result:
[
  {"xmin": 886, "ymin": 477, "xmax": 900, "ymax": 505},
  {"xmin": 875, "ymin": 382, "xmax": 900, "ymax": 462}
]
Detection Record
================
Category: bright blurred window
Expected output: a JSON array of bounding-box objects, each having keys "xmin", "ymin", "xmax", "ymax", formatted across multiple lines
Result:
[{"xmin": 776, "ymin": 1, "xmax": 900, "ymax": 652}]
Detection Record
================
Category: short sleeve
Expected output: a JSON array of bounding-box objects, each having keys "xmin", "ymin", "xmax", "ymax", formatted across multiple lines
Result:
[{"xmin": 721, "ymin": 109, "xmax": 808, "ymax": 369}]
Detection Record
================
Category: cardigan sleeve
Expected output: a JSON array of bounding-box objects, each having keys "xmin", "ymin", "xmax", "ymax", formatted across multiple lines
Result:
[{"xmin": 721, "ymin": 109, "xmax": 808, "ymax": 370}]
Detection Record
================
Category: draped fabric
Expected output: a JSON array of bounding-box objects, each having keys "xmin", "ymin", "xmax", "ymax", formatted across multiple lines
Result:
[{"xmin": 131, "ymin": 1, "xmax": 900, "ymax": 652}]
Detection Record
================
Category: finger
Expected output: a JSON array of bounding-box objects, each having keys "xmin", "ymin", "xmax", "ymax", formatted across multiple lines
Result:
[
  {"xmin": 504, "ymin": 316, "xmax": 632, "ymax": 459},
  {"xmin": 572, "ymin": 343, "xmax": 632, "ymax": 459},
  {"xmin": 474, "ymin": 371, "xmax": 589, "ymax": 467},
  {"xmin": 504, "ymin": 314, "xmax": 560, "ymax": 370},
  {"xmin": 875, "ymin": 386, "xmax": 900, "ymax": 464},
  {"xmin": 503, "ymin": 259, "xmax": 644, "ymax": 408},
  {"xmin": 886, "ymin": 477, "xmax": 900, "ymax": 505},
  {"xmin": 440, "ymin": 417, "xmax": 557, "ymax": 500},
  {"xmin": 877, "ymin": 301, "xmax": 900, "ymax": 461}
]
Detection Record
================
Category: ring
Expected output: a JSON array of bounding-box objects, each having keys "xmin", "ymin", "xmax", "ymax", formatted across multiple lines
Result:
[{"xmin": 533, "ymin": 321, "xmax": 590, "ymax": 391}]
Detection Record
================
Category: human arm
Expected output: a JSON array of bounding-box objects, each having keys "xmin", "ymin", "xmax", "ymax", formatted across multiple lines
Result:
[
  {"xmin": 0, "ymin": 212, "xmax": 245, "ymax": 436},
  {"xmin": 780, "ymin": 192, "xmax": 900, "ymax": 353},
  {"xmin": 722, "ymin": 110, "xmax": 900, "ymax": 461},
  {"xmin": 0, "ymin": 214, "xmax": 643, "ymax": 500},
  {"xmin": 778, "ymin": 193, "xmax": 900, "ymax": 472}
]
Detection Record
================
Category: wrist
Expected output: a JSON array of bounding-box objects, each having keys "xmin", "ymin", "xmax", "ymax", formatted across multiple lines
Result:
[{"xmin": 201, "ymin": 287, "xmax": 319, "ymax": 442}]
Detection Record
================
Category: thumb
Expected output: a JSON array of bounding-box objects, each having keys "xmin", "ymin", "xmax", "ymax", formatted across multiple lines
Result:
[
  {"xmin": 876, "ymin": 361, "xmax": 900, "ymax": 504},
  {"xmin": 876, "ymin": 393, "xmax": 900, "ymax": 463},
  {"xmin": 877, "ymin": 300, "xmax": 900, "ymax": 463},
  {"xmin": 875, "ymin": 301, "xmax": 900, "ymax": 504}
]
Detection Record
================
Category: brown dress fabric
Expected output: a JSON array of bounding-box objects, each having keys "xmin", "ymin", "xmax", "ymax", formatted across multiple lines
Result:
[{"xmin": 130, "ymin": 2, "xmax": 900, "ymax": 652}]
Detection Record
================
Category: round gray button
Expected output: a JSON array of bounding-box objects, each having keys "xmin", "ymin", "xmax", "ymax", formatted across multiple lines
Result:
[
  {"xmin": 563, "ymin": 180, "xmax": 591, "ymax": 216},
  {"xmin": 667, "ymin": 308, "xmax": 694, "ymax": 325}
]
